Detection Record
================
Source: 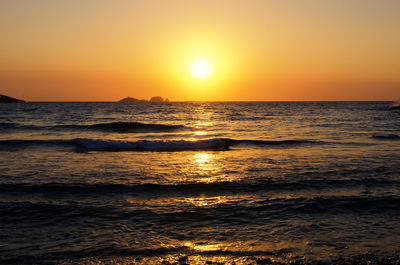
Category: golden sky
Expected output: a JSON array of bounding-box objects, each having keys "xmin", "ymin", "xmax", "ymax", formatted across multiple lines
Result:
[{"xmin": 0, "ymin": 0, "xmax": 399, "ymax": 101}]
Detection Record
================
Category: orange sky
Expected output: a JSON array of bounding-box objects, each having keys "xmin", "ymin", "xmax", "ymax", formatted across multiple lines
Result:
[{"xmin": 0, "ymin": 0, "xmax": 399, "ymax": 101}]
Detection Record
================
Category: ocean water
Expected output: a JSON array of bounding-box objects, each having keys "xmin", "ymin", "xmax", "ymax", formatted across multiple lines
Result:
[{"xmin": 0, "ymin": 101, "xmax": 399, "ymax": 264}]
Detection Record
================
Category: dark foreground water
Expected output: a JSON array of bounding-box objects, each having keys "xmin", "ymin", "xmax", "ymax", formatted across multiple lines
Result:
[{"xmin": 0, "ymin": 102, "xmax": 399, "ymax": 264}]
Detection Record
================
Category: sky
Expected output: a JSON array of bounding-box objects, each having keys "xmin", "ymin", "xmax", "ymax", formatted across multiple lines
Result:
[{"xmin": 0, "ymin": 0, "xmax": 399, "ymax": 101}]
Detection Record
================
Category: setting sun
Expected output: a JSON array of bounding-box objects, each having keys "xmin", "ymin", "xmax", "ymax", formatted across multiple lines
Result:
[{"xmin": 190, "ymin": 59, "xmax": 213, "ymax": 80}]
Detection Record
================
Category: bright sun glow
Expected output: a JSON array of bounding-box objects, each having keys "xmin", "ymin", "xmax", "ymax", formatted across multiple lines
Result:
[{"xmin": 190, "ymin": 59, "xmax": 213, "ymax": 79}]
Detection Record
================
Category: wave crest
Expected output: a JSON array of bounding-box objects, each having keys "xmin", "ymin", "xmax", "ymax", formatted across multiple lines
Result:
[
  {"xmin": 0, "ymin": 138, "xmax": 318, "ymax": 152},
  {"xmin": 84, "ymin": 122, "xmax": 188, "ymax": 133},
  {"xmin": 75, "ymin": 138, "xmax": 232, "ymax": 151},
  {"xmin": 0, "ymin": 121, "xmax": 189, "ymax": 133}
]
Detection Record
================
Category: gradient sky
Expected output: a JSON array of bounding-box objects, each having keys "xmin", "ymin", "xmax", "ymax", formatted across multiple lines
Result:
[{"xmin": 0, "ymin": 0, "xmax": 399, "ymax": 101}]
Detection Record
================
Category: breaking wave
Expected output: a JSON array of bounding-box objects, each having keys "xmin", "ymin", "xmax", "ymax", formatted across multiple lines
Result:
[{"xmin": 0, "ymin": 138, "xmax": 320, "ymax": 152}]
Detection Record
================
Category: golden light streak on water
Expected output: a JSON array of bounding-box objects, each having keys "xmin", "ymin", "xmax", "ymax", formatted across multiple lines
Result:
[
  {"xmin": 184, "ymin": 195, "xmax": 228, "ymax": 207},
  {"xmin": 191, "ymin": 152, "xmax": 220, "ymax": 183},
  {"xmin": 194, "ymin": 131, "xmax": 207, "ymax": 136}
]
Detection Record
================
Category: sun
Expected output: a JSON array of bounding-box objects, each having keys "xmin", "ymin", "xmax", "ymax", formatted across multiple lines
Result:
[{"xmin": 190, "ymin": 59, "xmax": 213, "ymax": 79}]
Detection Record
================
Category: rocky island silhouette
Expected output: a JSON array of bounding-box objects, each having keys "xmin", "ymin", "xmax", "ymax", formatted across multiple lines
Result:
[
  {"xmin": 119, "ymin": 96, "xmax": 169, "ymax": 103},
  {"xmin": 0, "ymin": 94, "xmax": 25, "ymax": 103}
]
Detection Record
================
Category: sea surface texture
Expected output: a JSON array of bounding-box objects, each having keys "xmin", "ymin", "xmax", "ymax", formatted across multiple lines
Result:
[{"xmin": 0, "ymin": 102, "xmax": 399, "ymax": 264}]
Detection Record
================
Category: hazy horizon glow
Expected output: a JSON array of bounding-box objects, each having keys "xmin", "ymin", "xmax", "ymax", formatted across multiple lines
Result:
[{"xmin": 0, "ymin": 0, "xmax": 399, "ymax": 101}]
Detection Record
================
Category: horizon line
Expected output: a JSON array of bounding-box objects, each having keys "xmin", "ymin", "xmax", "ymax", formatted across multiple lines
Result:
[{"xmin": 19, "ymin": 100, "xmax": 395, "ymax": 103}]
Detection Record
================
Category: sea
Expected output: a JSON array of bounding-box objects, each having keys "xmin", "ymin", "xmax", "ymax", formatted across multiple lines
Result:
[{"xmin": 0, "ymin": 101, "xmax": 399, "ymax": 264}]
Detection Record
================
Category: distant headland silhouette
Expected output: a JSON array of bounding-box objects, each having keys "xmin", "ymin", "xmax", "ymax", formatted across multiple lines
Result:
[
  {"xmin": 119, "ymin": 96, "xmax": 169, "ymax": 103},
  {"xmin": 0, "ymin": 94, "xmax": 24, "ymax": 103}
]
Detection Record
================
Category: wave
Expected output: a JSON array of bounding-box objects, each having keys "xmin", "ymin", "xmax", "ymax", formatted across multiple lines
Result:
[
  {"xmin": 0, "ymin": 138, "xmax": 320, "ymax": 152},
  {"xmin": 75, "ymin": 122, "xmax": 188, "ymax": 133},
  {"xmin": 2, "ymin": 193, "xmax": 399, "ymax": 218},
  {"xmin": 2, "ymin": 246, "xmax": 400, "ymax": 265},
  {"xmin": 1, "ymin": 178, "xmax": 397, "ymax": 196},
  {"xmin": 372, "ymin": 134, "xmax": 400, "ymax": 140},
  {"xmin": 0, "ymin": 139, "xmax": 76, "ymax": 150},
  {"xmin": 0, "ymin": 122, "xmax": 36, "ymax": 130},
  {"xmin": 0, "ymin": 244, "xmax": 292, "ymax": 264},
  {"xmin": 0, "ymin": 121, "xmax": 189, "ymax": 133}
]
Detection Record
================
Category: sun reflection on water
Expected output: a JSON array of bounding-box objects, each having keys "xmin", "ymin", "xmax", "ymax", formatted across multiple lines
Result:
[
  {"xmin": 184, "ymin": 241, "xmax": 222, "ymax": 251},
  {"xmin": 192, "ymin": 105, "xmax": 215, "ymax": 130},
  {"xmin": 194, "ymin": 130, "xmax": 207, "ymax": 136},
  {"xmin": 193, "ymin": 153, "xmax": 213, "ymax": 165},
  {"xmin": 191, "ymin": 152, "xmax": 224, "ymax": 183},
  {"xmin": 184, "ymin": 195, "xmax": 228, "ymax": 207}
]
